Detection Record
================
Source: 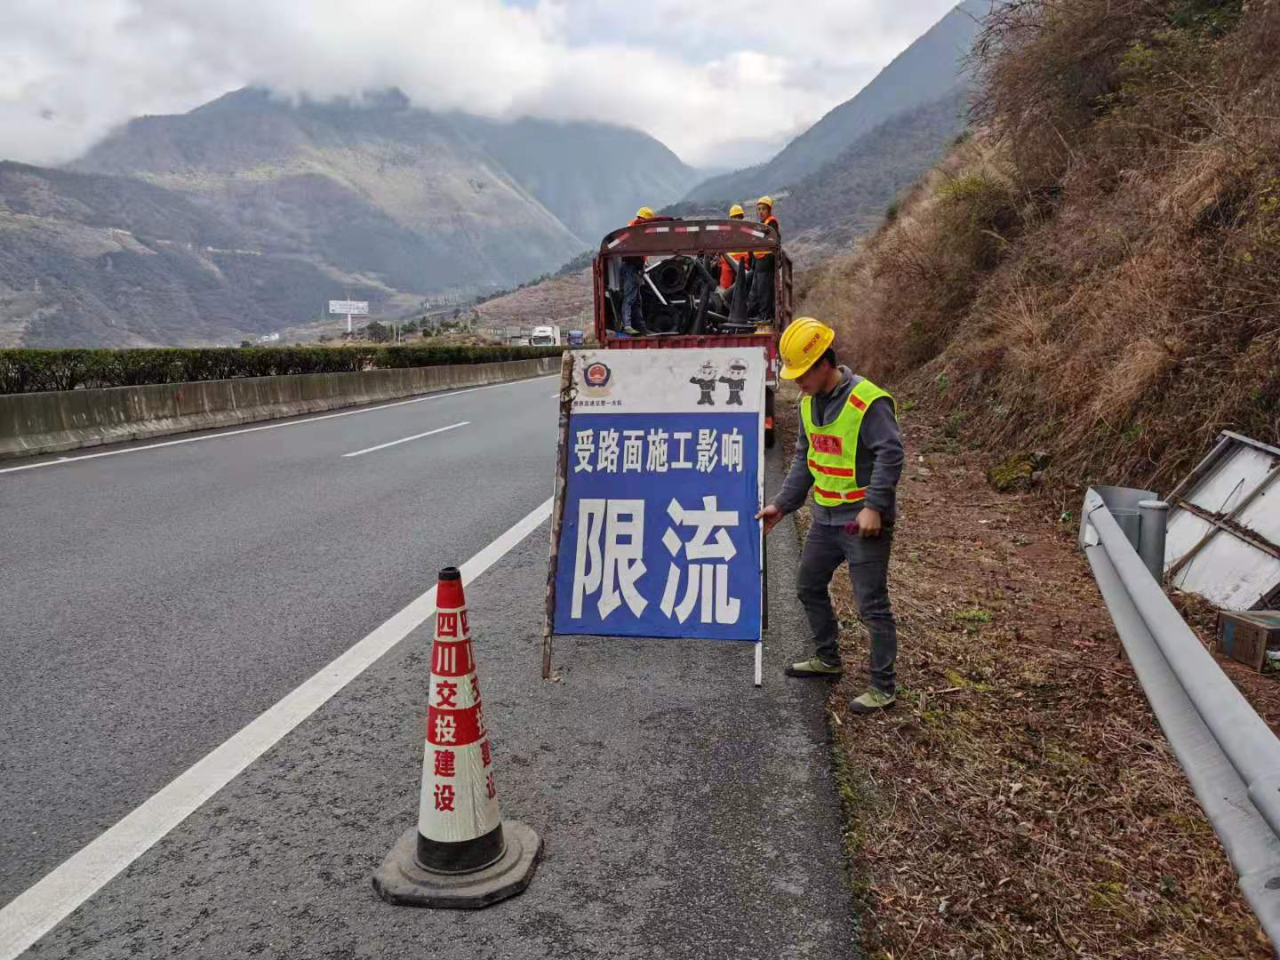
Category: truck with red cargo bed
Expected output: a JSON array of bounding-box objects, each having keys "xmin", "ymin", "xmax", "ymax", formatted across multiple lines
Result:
[{"xmin": 592, "ymin": 218, "xmax": 792, "ymax": 448}]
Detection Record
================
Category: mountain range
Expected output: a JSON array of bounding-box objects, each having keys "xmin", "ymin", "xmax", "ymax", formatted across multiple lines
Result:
[
  {"xmin": 0, "ymin": 1, "xmax": 984, "ymax": 347},
  {"xmin": 682, "ymin": 0, "xmax": 986, "ymax": 207},
  {"xmin": 0, "ymin": 89, "xmax": 695, "ymax": 347}
]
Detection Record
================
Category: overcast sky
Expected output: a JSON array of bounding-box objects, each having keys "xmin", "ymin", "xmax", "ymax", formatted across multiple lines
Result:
[{"xmin": 1, "ymin": 0, "xmax": 962, "ymax": 170}]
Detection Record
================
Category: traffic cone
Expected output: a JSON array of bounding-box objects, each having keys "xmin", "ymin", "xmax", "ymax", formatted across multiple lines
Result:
[{"xmin": 373, "ymin": 566, "xmax": 542, "ymax": 908}]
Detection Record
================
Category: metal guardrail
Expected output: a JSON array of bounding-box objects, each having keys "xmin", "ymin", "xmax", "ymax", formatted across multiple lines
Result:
[{"xmin": 1080, "ymin": 486, "xmax": 1280, "ymax": 946}]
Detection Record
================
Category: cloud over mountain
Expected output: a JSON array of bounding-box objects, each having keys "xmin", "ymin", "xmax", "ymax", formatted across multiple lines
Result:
[{"xmin": 2, "ymin": 0, "xmax": 966, "ymax": 168}]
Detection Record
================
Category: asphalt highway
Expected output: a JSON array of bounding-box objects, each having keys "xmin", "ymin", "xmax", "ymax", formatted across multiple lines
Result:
[{"xmin": 0, "ymin": 373, "xmax": 859, "ymax": 959}]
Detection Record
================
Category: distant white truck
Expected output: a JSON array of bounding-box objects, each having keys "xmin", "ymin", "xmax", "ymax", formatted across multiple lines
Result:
[{"xmin": 530, "ymin": 324, "xmax": 561, "ymax": 346}]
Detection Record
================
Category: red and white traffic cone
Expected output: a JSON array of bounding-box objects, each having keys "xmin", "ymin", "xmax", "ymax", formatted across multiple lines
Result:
[{"xmin": 373, "ymin": 566, "xmax": 542, "ymax": 908}]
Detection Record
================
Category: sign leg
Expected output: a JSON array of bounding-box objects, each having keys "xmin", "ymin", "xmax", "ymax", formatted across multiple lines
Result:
[
  {"xmin": 754, "ymin": 640, "xmax": 763, "ymax": 688},
  {"xmin": 543, "ymin": 352, "xmax": 575, "ymax": 679}
]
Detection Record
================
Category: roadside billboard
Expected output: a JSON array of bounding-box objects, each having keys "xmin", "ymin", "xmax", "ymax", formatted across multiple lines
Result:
[
  {"xmin": 546, "ymin": 349, "xmax": 766, "ymax": 678},
  {"xmin": 328, "ymin": 300, "xmax": 369, "ymax": 316}
]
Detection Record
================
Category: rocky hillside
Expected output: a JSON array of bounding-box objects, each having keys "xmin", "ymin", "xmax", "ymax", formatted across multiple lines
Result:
[
  {"xmin": 0, "ymin": 88, "xmax": 696, "ymax": 346},
  {"xmin": 683, "ymin": 0, "xmax": 985, "ymax": 204},
  {"xmin": 0, "ymin": 161, "xmax": 348, "ymax": 347},
  {"xmin": 448, "ymin": 115, "xmax": 694, "ymax": 243},
  {"xmin": 472, "ymin": 269, "xmax": 594, "ymax": 332}
]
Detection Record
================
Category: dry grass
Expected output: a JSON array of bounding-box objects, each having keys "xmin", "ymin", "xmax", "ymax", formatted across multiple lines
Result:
[
  {"xmin": 786, "ymin": 10, "xmax": 1280, "ymax": 948},
  {"xmin": 797, "ymin": 0, "xmax": 1280, "ymax": 491},
  {"xmin": 776, "ymin": 394, "xmax": 1273, "ymax": 957}
]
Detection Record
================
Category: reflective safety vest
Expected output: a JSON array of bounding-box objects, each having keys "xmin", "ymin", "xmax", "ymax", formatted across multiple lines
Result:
[{"xmin": 801, "ymin": 378, "xmax": 895, "ymax": 507}]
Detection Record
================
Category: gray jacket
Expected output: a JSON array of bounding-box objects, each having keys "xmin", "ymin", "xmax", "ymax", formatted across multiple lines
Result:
[{"xmin": 774, "ymin": 367, "xmax": 905, "ymax": 525}]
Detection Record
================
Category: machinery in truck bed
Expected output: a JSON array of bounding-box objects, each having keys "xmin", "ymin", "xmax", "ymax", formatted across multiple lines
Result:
[{"xmin": 591, "ymin": 218, "xmax": 792, "ymax": 447}]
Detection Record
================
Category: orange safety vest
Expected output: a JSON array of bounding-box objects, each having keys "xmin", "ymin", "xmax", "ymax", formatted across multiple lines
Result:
[{"xmin": 719, "ymin": 251, "xmax": 749, "ymax": 288}]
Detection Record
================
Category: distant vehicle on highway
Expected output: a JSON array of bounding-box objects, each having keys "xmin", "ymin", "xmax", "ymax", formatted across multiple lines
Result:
[
  {"xmin": 566, "ymin": 329, "xmax": 585, "ymax": 347},
  {"xmin": 530, "ymin": 324, "xmax": 561, "ymax": 346}
]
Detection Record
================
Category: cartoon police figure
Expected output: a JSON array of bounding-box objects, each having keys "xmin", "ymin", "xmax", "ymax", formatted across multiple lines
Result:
[
  {"xmin": 690, "ymin": 360, "xmax": 718, "ymax": 406},
  {"xmin": 719, "ymin": 357, "xmax": 748, "ymax": 406}
]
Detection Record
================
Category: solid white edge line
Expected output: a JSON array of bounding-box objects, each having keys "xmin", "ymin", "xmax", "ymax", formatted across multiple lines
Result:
[
  {"xmin": 0, "ymin": 376, "xmax": 558, "ymax": 476},
  {"xmin": 0, "ymin": 496, "xmax": 554, "ymax": 960},
  {"xmin": 341, "ymin": 421, "xmax": 468, "ymax": 458}
]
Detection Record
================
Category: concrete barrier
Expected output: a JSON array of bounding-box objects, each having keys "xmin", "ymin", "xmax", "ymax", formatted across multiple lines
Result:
[{"xmin": 0, "ymin": 357, "xmax": 561, "ymax": 460}]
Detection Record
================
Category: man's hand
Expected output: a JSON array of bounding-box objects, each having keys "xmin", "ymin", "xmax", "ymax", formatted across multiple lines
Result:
[
  {"xmin": 755, "ymin": 503, "xmax": 783, "ymax": 535},
  {"xmin": 855, "ymin": 507, "xmax": 882, "ymax": 538}
]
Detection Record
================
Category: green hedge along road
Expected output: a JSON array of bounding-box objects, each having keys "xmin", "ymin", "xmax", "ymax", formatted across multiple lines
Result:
[{"xmin": 0, "ymin": 345, "xmax": 564, "ymax": 395}]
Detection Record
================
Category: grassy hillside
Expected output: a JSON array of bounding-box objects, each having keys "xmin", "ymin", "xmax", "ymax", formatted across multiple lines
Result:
[
  {"xmin": 784, "ymin": 87, "xmax": 969, "ymax": 262},
  {"xmin": 800, "ymin": 0, "xmax": 1279, "ymax": 491},
  {"xmin": 659, "ymin": 89, "xmax": 970, "ymax": 263}
]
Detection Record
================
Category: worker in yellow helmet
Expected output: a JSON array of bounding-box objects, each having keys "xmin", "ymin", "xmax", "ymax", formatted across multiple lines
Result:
[
  {"xmin": 719, "ymin": 204, "xmax": 749, "ymax": 290},
  {"xmin": 755, "ymin": 317, "xmax": 905, "ymax": 714},
  {"xmin": 621, "ymin": 207, "xmax": 656, "ymax": 335},
  {"xmin": 748, "ymin": 196, "xmax": 781, "ymax": 321},
  {"xmin": 755, "ymin": 196, "xmax": 780, "ymax": 235}
]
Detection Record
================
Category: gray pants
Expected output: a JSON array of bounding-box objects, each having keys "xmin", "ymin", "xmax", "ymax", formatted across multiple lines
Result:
[{"xmin": 797, "ymin": 521, "xmax": 897, "ymax": 694}]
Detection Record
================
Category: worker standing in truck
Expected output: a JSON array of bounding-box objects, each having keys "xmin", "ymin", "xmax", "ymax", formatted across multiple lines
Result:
[
  {"xmin": 718, "ymin": 204, "xmax": 750, "ymax": 291},
  {"xmin": 755, "ymin": 317, "xmax": 904, "ymax": 714},
  {"xmin": 622, "ymin": 207, "xmax": 654, "ymax": 335},
  {"xmin": 748, "ymin": 196, "xmax": 780, "ymax": 321}
]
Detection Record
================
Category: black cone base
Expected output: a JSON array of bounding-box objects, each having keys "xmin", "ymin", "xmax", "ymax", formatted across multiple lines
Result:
[{"xmin": 372, "ymin": 822, "xmax": 542, "ymax": 909}]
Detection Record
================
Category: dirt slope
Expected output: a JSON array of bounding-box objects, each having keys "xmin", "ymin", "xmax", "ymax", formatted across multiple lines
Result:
[{"xmin": 777, "ymin": 394, "xmax": 1272, "ymax": 957}]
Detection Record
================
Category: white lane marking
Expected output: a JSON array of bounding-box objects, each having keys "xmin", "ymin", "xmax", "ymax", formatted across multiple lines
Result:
[
  {"xmin": 342, "ymin": 421, "xmax": 468, "ymax": 458},
  {"xmin": 0, "ymin": 376, "xmax": 557, "ymax": 476},
  {"xmin": 0, "ymin": 496, "xmax": 553, "ymax": 960}
]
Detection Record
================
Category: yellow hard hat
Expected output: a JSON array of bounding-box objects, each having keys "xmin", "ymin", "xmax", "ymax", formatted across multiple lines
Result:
[
  {"xmin": 757, "ymin": 196, "xmax": 774, "ymax": 210},
  {"xmin": 635, "ymin": 206, "xmax": 655, "ymax": 220},
  {"xmin": 778, "ymin": 317, "xmax": 835, "ymax": 380},
  {"xmin": 728, "ymin": 204, "xmax": 745, "ymax": 218}
]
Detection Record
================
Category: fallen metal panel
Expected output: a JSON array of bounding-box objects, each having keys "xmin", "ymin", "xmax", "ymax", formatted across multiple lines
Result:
[
  {"xmin": 1165, "ymin": 432, "xmax": 1280, "ymax": 611},
  {"xmin": 1185, "ymin": 446, "xmax": 1274, "ymax": 514},
  {"xmin": 1241, "ymin": 481, "xmax": 1280, "ymax": 545},
  {"xmin": 1165, "ymin": 510, "xmax": 1214, "ymax": 563},
  {"xmin": 1171, "ymin": 528, "xmax": 1280, "ymax": 609}
]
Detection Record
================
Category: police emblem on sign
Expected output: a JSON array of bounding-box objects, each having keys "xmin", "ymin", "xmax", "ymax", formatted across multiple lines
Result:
[
  {"xmin": 582, "ymin": 361, "xmax": 613, "ymax": 398},
  {"xmin": 585, "ymin": 362, "xmax": 611, "ymax": 387}
]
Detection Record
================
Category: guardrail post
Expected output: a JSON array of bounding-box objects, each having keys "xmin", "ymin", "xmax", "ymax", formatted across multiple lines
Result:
[{"xmin": 1138, "ymin": 500, "xmax": 1169, "ymax": 584}]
